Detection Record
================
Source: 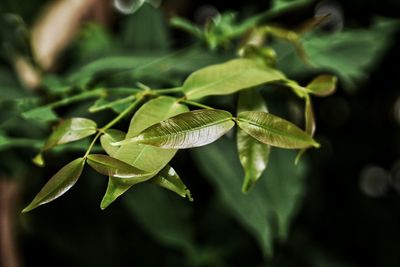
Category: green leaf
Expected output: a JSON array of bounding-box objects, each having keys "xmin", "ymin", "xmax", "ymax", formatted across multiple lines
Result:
[
  {"xmin": 100, "ymin": 96, "xmax": 188, "ymax": 209},
  {"xmin": 183, "ymin": 58, "xmax": 285, "ymax": 100},
  {"xmin": 237, "ymin": 90, "xmax": 271, "ymax": 192},
  {"xmin": 22, "ymin": 106, "xmax": 58, "ymax": 122},
  {"xmin": 237, "ymin": 111, "xmax": 319, "ymax": 149},
  {"xmin": 22, "ymin": 158, "xmax": 85, "ymax": 212},
  {"xmin": 306, "ymin": 74, "xmax": 337, "ymax": 97},
  {"xmin": 87, "ymin": 154, "xmax": 153, "ymax": 182},
  {"xmin": 43, "ymin": 118, "xmax": 97, "ymax": 150},
  {"xmin": 116, "ymin": 109, "xmax": 234, "ymax": 149},
  {"xmin": 270, "ymin": 0, "xmax": 314, "ymax": 12},
  {"xmin": 150, "ymin": 165, "xmax": 192, "ymax": 200},
  {"xmin": 192, "ymin": 138, "xmax": 307, "ymax": 256},
  {"xmin": 100, "ymin": 129, "xmax": 126, "ymax": 156}
]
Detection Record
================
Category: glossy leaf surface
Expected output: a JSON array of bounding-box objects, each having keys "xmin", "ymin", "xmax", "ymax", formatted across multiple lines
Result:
[
  {"xmin": 306, "ymin": 74, "xmax": 337, "ymax": 97},
  {"xmin": 237, "ymin": 90, "xmax": 271, "ymax": 192},
  {"xmin": 150, "ymin": 165, "xmax": 192, "ymax": 200},
  {"xmin": 183, "ymin": 58, "xmax": 284, "ymax": 100},
  {"xmin": 100, "ymin": 129, "xmax": 126, "ymax": 156},
  {"xmin": 237, "ymin": 111, "xmax": 319, "ymax": 149},
  {"xmin": 87, "ymin": 154, "xmax": 152, "ymax": 182},
  {"xmin": 22, "ymin": 158, "xmax": 85, "ymax": 212},
  {"xmin": 117, "ymin": 109, "xmax": 234, "ymax": 149},
  {"xmin": 43, "ymin": 118, "xmax": 97, "ymax": 150},
  {"xmin": 101, "ymin": 97, "xmax": 188, "ymax": 208}
]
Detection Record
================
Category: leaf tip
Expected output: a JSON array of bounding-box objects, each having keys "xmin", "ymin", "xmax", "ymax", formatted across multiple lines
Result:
[{"xmin": 32, "ymin": 153, "xmax": 45, "ymax": 167}]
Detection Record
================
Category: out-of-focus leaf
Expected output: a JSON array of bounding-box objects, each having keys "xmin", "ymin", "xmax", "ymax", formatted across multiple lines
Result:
[
  {"xmin": 101, "ymin": 96, "xmax": 188, "ymax": 208},
  {"xmin": 117, "ymin": 109, "xmax": 234, "ymax": 149},
  {"xmin": 22, "ymin": 157, "xmax": 85, "ymax": 212},
  {"xmin": 192, "ymin": 138, "xmax": 307, "ymax": 256},
  {"xmin": 170, "ymin": 17, "xmax": 203, "ymax": 39},
  {"xmin": 237, "ymin": 111, "xmax": 319, "ymax": 149},
  {"xmin": 237, "ymin": 90, "xmax": 271, "ymax": 192},
  {"xmin": 43, "ymin": 118, "xmax": 97, "ymax": 150},
  {"xmin": 306, "ymin": 74, "xmax": 337, "ymax": 97},
  {"xmin": 183, "ymin": 58, "xmax": 285, "ymax": 100},
  {"xmin": 150, "ymin": 165, "xmax": 192, "ymax": 200},
  {"xmin": 22, "ymin": 106, "xmax": 58, "ymax": 122},
  {"xmin": 89, "ymin": 96, "xmax": 135, "ymax": 114},
  {"xmin": 270, "ymin": 0, "xmax": 314, "ymax": 12},
  {"xmin": 87, "ymin": 154, "xmax": 153, "ymax": 182},
  {"xmin": 100, "ymin": 129, "xmax": 126, "ymax": 156},
  {"xmin": 295, "ymin": 95, "xmax": 315, "ymax": 164},
  {"xmin": 276, "ymin": 18, "xmax": 399, "ymax": 90}
]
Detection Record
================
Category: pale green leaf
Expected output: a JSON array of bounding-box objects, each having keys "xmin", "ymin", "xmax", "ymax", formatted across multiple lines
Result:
[
  {"xmin": 306, "ymin": 74, "xmax": 337, "ymax": 97},
  {"xmin": 87, "ymin": 154, "xmax": 153, "ymax": 182},
  {"xmin": 101, "ymin": 96, "xmax": 188, "ymax": 209},
  {"xmin": 100, "ymin": 129, "xmax": 126, "ymax": 156},
  {"xmin": 22, "ymin": 158, "xmax": 85, "ymax": 212},
  {"xmin": 295, "ymin": 95, "xmax": 315, "ymax": 164},
  {"xmin": 183, "ymin": 58, "xmax": 285, "ymax": 100},
  {"xmin": 237, "ymin": 90, "xmax": 271, "ymax": 192},
  {"xmin": 116, "ymin": 109, "xmax": 234, "ymax": 149},
  {"xmin": 192, "ymin": 138, "xmax": 307, "ymax": 256},
  {"xmin": 150, "ymin": 165, "xmax": 192, "ymax": 200},
  {"xmin": 43, "ymin": 118, "xmax": 97, "ymax": 150},
  {"xmin": 237, "ymin": 111, "xmax": 319, "ymax": 149}
]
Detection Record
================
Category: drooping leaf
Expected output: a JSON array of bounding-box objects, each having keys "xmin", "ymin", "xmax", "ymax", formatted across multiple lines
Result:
[
  {"xmin": 116, "ymin": 109, "xmax": 234, "ymax": 149},
  {"xmin": 43, "ymin": 118, "xmax": 97, "ymax": 150},
  {"xmin": 237, "ymin": 90, "xmax": 271, "ymax": 192},
  {"xmin": 306, "ymin": 74, "xmax": 337, "ymax": 97},
  {"xmin": 100, "ymin": 129, "xmax": 126, "ymax": 156},
  {"xmin": 87, "ymin": 154, "xmax": 153, "ymax": 182},
  {"xmin": 183, "ymin": 58, "xmax": 285, "ymax": 100},
  {"xmin": 101, "ymin": 96, "xmax": 188, "ymax": 208},
  {"xmin": 295, "ymin": 95, "xmax": 315, "ymax": 164},
  {"xmin": 150, "ymin": 165, "xmax": 192, "ymax": 200},
  {"xmin": 237, "ymin": 111, "xmax": 319, "ymax": 149},
  {"xmin": 192, "ymin": 138, "xmax": 307, "ymax": 256},
  {"xmin": 22, "ymin": 158, "xmax": 85, "ymax": 212}
]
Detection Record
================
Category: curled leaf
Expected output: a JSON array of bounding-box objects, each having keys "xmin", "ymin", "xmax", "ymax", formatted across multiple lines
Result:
[
  {"xmin": 116, "ymin": 109, "xmax": 235, "ymax": 149},
  {"xmin": 150, "ymin": 165, "xmax": 192, "ymax": 201},
  {"xmin": 306, "ymin": 74, "xmax": 337, "ymax": 97},
  {"xmin": 237, "ymin": 111, "xmax": 319, "ymax": 149},
  {"xmin": 100, "ymin": 129, "xmax": 126, "ymax": 156},
  {"xmin": 22, "ymin": 157, "xmax": 85, "ymax": 212},
  {"xmin": 295, "ymin": 95, "xmax": 316, "ymax": 164},
  {"xmin": 87, "ymin": 154, "xmax": 153, "ymax": 183}
]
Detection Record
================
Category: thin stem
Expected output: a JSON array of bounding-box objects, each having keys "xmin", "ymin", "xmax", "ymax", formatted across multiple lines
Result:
[
  {"xmin": 48, "ymin": 89, "xmax": 105, "ymax": 109},
  {"xmin": 180, "ymin": 100, "xmax": 215, "ymax": 110},
  {"xmin": 152, "ymin": 87, "xmax": 184, "ymax": 94},
  {"xmin": 89, "ymin": 95, "xmax": 136, "ymax": 113},
  {"xmin": 84, "ymin": 96, "xmax": 144, "ymax": 158}
]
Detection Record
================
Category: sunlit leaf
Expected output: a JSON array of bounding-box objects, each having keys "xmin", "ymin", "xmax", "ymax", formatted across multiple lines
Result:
[
  {"xmin": 116, "ymin": 109, "xmax": 234, "ymax": 149},
  {"xmin": 193, "ymin": 138, "xmax": 307, "ymax": 256},
  {"xmin": 22, "ymin": 157, "xmax": 85, "ymax": 212},
  {"xmin": 183, "ymin": 58, "xmax": 285, "ymax": 100},
  {"xmin": 306, "ymin": 74, "xmax": 337, "ymax": 97},
  {"xmin": 101, "ymin": 96, "xmax": 188, "ymax": 209},
  {"xmin": 237, "ymin": 90, "xmax": 271, "ymax": 192},
  {"xmin": 43, "ymin": 118, "xmax": 97, "ymax": 150},
  {"xmin": 100, "ymin": 129, "xmax": 126, "ymax": 156},
  {"xmin": 87, "ymin": 154, "xmax": 153, "ymax": 182},
  {"xmin": 150, "ymin": 165, "xmax": 192, "ymax": 200},
  {"xmin": 237, "ymin": 111, "xmax": 319, "ymax": 149}
]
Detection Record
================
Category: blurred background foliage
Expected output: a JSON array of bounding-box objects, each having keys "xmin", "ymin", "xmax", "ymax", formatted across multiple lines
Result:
[{"xmin": 0, "ymin": 0, "xmax": 400, "ymax": 266}]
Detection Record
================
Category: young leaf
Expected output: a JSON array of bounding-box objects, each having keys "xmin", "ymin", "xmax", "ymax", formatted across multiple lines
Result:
[
  {"xmin": 100, "ymin": 129, "xmax": 126, "ymax": 156},
  {"xmin": 295, "ymin": 96, "xmax": 315, "ymax": 164},
  {"xmin": 22, "ymin": 158, "xmax": 85, "ymax": 212},
  {"xmin": 101, "ymin": 97, "xmax": 189, "ymax": 208},
  {"xmin": 149, "ymin": 165, "xmax": 192, "ymax": 200},
  {"xmin": 237, "ymin": 111, "xmax": 319, "ymax": 149},
  {"xmin": 116, "ymin": 109, "xmax": 235, "ymax": 149},
  {"xmin": 237, "ymin": 90, "xmax": 271, "ymax": 192},
  {"xmin": 183, "ymin": 58, "xmax": 285, "ymax": 100},
  {"xmin": 306, "ymin": 74, "xmax": 337, "ymax": 97},
  {"xmin": 87, "ymin": 154, "xmax": 153, "ymax": 182},
  {"xmin": 43, "ymin": 118, "xmax": 97, "ymax": 150}
]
